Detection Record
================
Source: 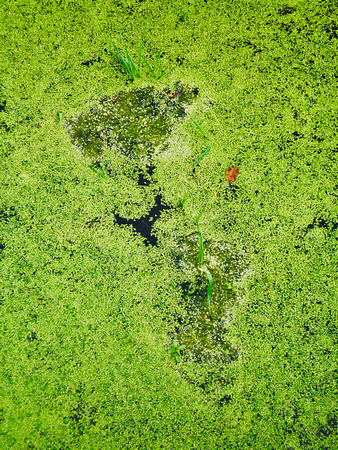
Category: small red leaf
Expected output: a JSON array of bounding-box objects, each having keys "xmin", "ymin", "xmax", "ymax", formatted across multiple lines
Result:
[
  {"xmin": 112, "ymin": 93, "xmax": 121, "ymax": 104},
  {"xmin": 165, "ymin": 90, "xmax": 179, "ymax": 99},
  {"xmin": 226, "ymin": 166, "xmax": 239, "ymax": 182}
]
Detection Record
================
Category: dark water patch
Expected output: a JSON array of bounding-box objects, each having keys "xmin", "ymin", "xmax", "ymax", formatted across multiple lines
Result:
[
  {"xmin": 81, "ymin": 57, "xmax": 104, "ymax": 67},
  {"xmin": 278, "ymin": 6, "xmax": 296, "ymax": 15},
  {"xmin": 114, "ymin": 193, "xmax": 172, "ymax": 247},
  {"xmin": 0, "ymin": 206, "xmax": 17, "ymax": 223},
  {"xmin": 0, "ymin": 99, "xmax": 6, "ymax": 112}
]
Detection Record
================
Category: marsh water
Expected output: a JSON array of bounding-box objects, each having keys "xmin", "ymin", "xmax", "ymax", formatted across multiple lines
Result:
[{"xmin": 65, "ymin": 81, "xmax": 248, "ymax": 388}]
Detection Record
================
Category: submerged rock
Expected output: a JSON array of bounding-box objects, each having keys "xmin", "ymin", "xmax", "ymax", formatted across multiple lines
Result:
[{"xmin": 65, "ymin": 81, "xmax": 198, "ymax": 161}]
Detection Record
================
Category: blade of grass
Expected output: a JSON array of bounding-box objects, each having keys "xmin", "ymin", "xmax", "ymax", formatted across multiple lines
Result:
[
  {"xmin": 196, "ymin": 205, "xmax": 206, "ymax": 233},
  {"xmin": 111, "ymin": 41, "xmax": 135, "ymax": 81},
  {"xmin": 198, "ymin": 231, "xmax": 203, "ymax": 265},
  {"xmin": 125, "ymin": 45, "xmax": 140, "ymax": 78},
  {"xmin": 118, "ymin": 54, "xmax": 134, "ymax": 80},
  {"xmin": 200, "ymin": 265, "xmax": 213, "ymax": 316},
  {"xmin": 157, "ymin": 72, "xmax": 167, "ymax": 80},
  {"xmin": 193, "ymin": 146, "xmax": 211, "ymax": 170},
  {"xmin": 180, "ymin": 191, "xmax": 189, "ymax": 207},
  {"xmin": 142, "ymin": 55, "xmax": 156, "ymax": 78},
  {"xmin": 90, "ymin": 166, "xmax": 106, "ymax": 178},
  {"xmin": 142, "ymin": 51, "xmax": 166, "ymax": 79},
  {"xmin": 180, "ymin": 2, "xmax": 192, "ymax": 22},
  {"xmin": 187, "ymin": 112, "xmax": 207, "ymax": 138}
]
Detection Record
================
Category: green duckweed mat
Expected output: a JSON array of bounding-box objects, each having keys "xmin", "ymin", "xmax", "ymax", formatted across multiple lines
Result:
[{"xmin": 0, "ymin": 1, "xmax": 337, "ymax": 448}]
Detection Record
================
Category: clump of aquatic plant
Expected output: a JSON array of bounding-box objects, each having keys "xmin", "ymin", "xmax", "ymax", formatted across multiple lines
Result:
[
  {"xmin": 64, "ymin": 82, "xmax": 198, "ymax": 160},
  {"xmin": 170, "ymin": 339, "xmax": 186, "ymax": 362},
  {"xmin": 196, "ymin": 205, "xmax": 213, "ymax": 317},
  {"xmin": 110, "ymin": 40, "xmax": 166, "ymax": 81},
  {"xmin": 199, "ymin": 265, "xmax": 213, "ymax": 317}
]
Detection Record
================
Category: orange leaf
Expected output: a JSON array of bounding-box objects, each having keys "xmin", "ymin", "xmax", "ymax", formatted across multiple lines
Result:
[{"xmin": 225, "ymin": 166, "xmax": 239, "ymax": 182}]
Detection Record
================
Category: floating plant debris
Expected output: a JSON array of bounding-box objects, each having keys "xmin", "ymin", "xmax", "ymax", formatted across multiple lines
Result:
[
  {"xmin": 65, "ymin": 81, "xmax": 199, "ymax": 161},
  {"xmin": 225, "ymin": 166, "xmax": 239, "ymax": 182}
]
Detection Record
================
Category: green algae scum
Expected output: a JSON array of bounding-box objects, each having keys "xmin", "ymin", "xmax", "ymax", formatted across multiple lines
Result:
[
  {"xmin": 65, "ymin": 82, "xmax": 199, "ymax": 161},
  {"xmin": 2, "ymin": 2, "xmax": 337, "ymax": 448},
  {"xmin": 64, "ymin": 82, "xmax": 248, "ymax": 381},
  {"xmin": 171, "ymin": 234, "xmax": 248, "ymax": 365}
]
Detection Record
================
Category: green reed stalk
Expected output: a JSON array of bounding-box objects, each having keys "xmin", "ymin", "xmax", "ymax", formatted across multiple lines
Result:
[
  {"xmin": 187, "ymin": 112, "xmax": 207, "ymax": 138},
  {"xmin": 193, "ymin": 146, "xmax": 211, "ymax": 170},
  {"xmin": 198, "ymin": 231, "xmax": 203, "ymax": 265},
  {"xmin": 199, "ymin": 266, "xmax": 213, "ymax": 316},
  {"xmin": 180, "ymin": 2, "xmax": 193, "ymax": 22}
]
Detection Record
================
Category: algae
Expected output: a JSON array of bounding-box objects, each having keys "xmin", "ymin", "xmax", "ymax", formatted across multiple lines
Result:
[
  {"xmin": 65, "ymin": 81, "xmax": 199, "ymax": 161},
  {"xmin": 170, "ymin": 233, "xmax": 248, "ymax": 365},
  {"xmin": 64, "ymin": 79, "xmax": 248, "ymax": 376}
]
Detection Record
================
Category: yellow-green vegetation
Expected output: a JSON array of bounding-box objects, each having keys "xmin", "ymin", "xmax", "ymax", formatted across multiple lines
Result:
[{"xmin": 1, "ymin": 1, "xmax": 337, "ymax": 449}]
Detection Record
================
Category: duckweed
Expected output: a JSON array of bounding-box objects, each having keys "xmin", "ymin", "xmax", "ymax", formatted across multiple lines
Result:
[{"xmin": 64, "ymin": 79, "xmax": 247, "ymax": 377}]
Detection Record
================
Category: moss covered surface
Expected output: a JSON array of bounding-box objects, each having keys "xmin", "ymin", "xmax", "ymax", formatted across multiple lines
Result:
[{"xmin": 0, "ymin": 0, "xmax": 337, "ymax": 448}]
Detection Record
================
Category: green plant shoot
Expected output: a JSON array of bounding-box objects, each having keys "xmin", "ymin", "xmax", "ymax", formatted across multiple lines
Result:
[
  {"xmin": 180, "ymin": 3, "xmax": 193, "ymax": 22},
  {"xmin": 171, "ymin": 339, "xmax": 186, "ymax": 363},
  {"xmin": 90, "ymin": 165, "xmax": 107, "ymax": 178},
  {"xmin": 198, "ymin": 231, "xmax": 203, "ymax": 265},
  {"xmin": 180, "ymin": 191, "xmax": 189, "ymax": 207},
  {"xmin": 196, "ymin": 205, "xmax": 206, "ymax": 233},
  {"xmin": 142, "ymin": 49, "xmax": 166, "ymax": 80},
  {"xmin": 187, "ymin": 112, "xmax": 207, "ymax": 138},
  {"xmin": 199, "ymin": 266, "xmax": 213, "ymax": 316},
  {"xmin": 111, "ymin": 40, "xmax": 166, "ymax": 81},
  {"xmin": 111, "ymin": 41, "xmax": 141, "ymax": 81},
  {"xmin": 193, "ymin": 146, "xmax": 211, "ymax": 170}
]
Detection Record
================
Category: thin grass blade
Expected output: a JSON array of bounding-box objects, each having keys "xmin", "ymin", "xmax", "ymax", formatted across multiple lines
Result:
[
  {"xmin": 180, "ymin": 2, "xmax": 192, "ymax": 22},
  {"xmin": 198, "ymin": 231, "xmax": 203, "ymax": 265},
  {"xmin": 111, "ymin": 41, "xmax": 136, "ymax": 80},
  {"xmin": 142, "ymin": 56, "xmax": 156, "ymax": 78},
  {"xmin": 120, "ymin": 56, "xmax": 134, "ymax": 80},
  {"xmin": 125, "ymin": 45, "xmax": 140, "ymax": 78},
  {"xmin": 196, "ymin": 205, "xmax": 206, "ymax": 233},
  {"xmin": 90, "ymin": 166, "xmax": 106, "ymax": 178},
  {"xmin": 188, "ymin": 113, "xmax": 207, "ymax": 138},
  {"xmin": 180, "ymin": 191, "xmax": 189, "ymax": 207},
  {"xmin": 200, "ymin": 265, "xmax": 213, "ymax": 315},
  {"xmin": 117, "ymin": 49, "xmax": 134, "ymax": 80},
  {"xmin": 193, "ymin": 146, "xmax": 211, "ymax": 169}
]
